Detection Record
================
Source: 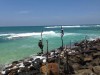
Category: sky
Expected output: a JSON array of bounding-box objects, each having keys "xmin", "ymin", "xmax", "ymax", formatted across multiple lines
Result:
[{"xmin": 0, "ymin": 0, "xmax": 100, "ymax": 26}]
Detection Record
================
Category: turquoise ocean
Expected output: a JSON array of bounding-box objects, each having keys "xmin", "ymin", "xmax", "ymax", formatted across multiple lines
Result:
[{"xmin": 0, "ymin": 25, "xmax": 100, "ymax": 65}]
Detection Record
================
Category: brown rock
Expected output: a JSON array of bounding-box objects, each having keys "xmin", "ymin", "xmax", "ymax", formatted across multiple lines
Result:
[
  {"xmin": 41, "ymin": 59, "xmax": 58, "ymax": 74},
  {"xmin": 48, "ymin": 63, "xmax": 59, "ymax": 75},
  {"xmin": 91, "ymin": 58, "xmax": 100, "ymax": 66},
  {"xmin": 0, "ymin": 71, "xmax": 2, "ymax": 75},
  {"xmin": 8, "ymin": 69, "xmax": 18, "ymax": 75},
  {"xmin": 72, "ymin": 63, "xmax": 81, "ymax": 70},
  {"xmin": 84, "ymin": 56, "xmax": 93, "ymax": 62},
  {"xmin": 92, "ymin": 66, "xmax": 100, "ymax": 75},
  {"xmin": 76, "ymin": 69, "xmax": 95, "ymax": 75},
  {"xmin": 88, "ymin": 65, "xmax": 93, "ymax": 70},
  {"xmin": 40, "ymin": 63, "xmax": 50, "ymax": 75},
  {"xmin": 96, "ymin": 46, "xmax": 100, "ymax": 50},
  {"xmin": 93, "ymin": 52, "xmax": 100, "ymax": 57}
]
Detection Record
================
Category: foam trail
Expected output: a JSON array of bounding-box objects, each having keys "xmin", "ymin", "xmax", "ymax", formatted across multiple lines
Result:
[
  {"xmin": 5, "ymin": 31, "xmax": 80, "ymax": 39},
  {"xmin": 6, "ymin": 31, "xmax": 59, "ymax": 39},
  {"xmin": 64, "ymin": 33, "xmax": 80, "ymax": 36},
  {"xmin": 62, "ymin": 25, "xmax": 81, "ymax": 28},
  {"xmin": 0, "ymin": 34, "xmax": 12, "ymax": 36},
  {"xmin": 7, "ymin": 32, "xmax": 40, "ymax": 39},
  {"xmin": 44, "ymin": 25, "xmax": 90, "ymax": 29},
  {"xmin": 88, "ymin": 37, "xmax": 100, "ymax": 41},
  {"xmin": 96, "ymin": 25, "xmax": 100, "ymax": 27},
  {"xmin": 86, "ymin": 34, "xmax": 100, "ymax": 41},
  {"xmin": 45, "ymin": 26, "xmax": 61, "ymax": 28},
  {"xmin": 88, "ymin": 38, "xmax": 96, "ymax": 41}
]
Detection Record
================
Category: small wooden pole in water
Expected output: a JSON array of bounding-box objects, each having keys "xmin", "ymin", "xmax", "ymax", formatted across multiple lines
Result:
[
  {"xmin": 41, "ymin": 30, "xmax": 43, "ymax": 40},
  {"xmin": 46, "ymin": 40, "xmax": 48, "ymax": 62},
  {"xmin": 61, "ymin": 38, "xmax": 63, "ymax": 50},
  {"xmin": 46, "ymin": 40, "xmax": 49, "ymax": 75},
  {"xmin": 70, "ymin": 40, "xmax": 71, "ymax": 49},
  {"xmin": 85, "ymin": 35, "xmax": 88, "ymax": 50}
]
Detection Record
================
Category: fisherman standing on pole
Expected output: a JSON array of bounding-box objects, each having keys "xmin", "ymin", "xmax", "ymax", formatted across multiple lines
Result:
[
  {"xmin": 38, "ymin": 30, "xmax": 44, "ymax": 54},
  {"xmin": 58, "ymin": 26, "xmax": 64, "ymax": 74},
  {"xmin": 61, "ymin": 26, "xmax": 64, "ymax": 38}
]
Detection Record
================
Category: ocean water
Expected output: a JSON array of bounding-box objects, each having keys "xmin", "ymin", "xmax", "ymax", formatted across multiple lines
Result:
[{"xmin": 0, "ymin": 25, "xmax": 100, "ymax": 65}]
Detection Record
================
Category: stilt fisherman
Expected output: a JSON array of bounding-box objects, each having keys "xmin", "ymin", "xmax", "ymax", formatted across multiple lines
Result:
[
  {"xmin": 61, "ymin": 26, "xmax": 64, "ymax": 49},
  {"xmin": 61, "ymin": 26, "xmax": 64, "ymax": 38}
]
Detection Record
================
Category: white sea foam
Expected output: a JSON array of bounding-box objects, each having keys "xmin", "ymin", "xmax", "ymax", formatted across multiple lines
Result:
[
  {"xmin": 88, "ymin": 38, "xmax": 96, "ymax": 41},
  {"xmin": 0, "ymin": 31, "xmax": 80, "ymax": 39},
  {"xmin": 0, "ymin": 34, "xmax": 12, "ymax": 36},
  {"xmin": 96, "ymin": 25, "xmax": 100, "ymax": 27},
  {"xmin": 3, "ymin": 31, "xmax": 58, "ymax": 39},
  {"xmin": 86, "ymin": 34, "xmax": 100, "ymax": 41},
  {"xmin": 45, "ymin": 26, "xmax": 61, "ymax": 28},
  {"xmin": 64, "ymin": 33, "xmax": 80, "ymax": 36},
  {"xmin": 44, "ymin": 25, "xmax": 90, "ymax": 28},
  {"xmin": 62, "ymin": 25, "xmax": 81, "ymax": 28},
  {"xmin": 6, "ymin": 31, "xmax": 58, "ymax": 39}
]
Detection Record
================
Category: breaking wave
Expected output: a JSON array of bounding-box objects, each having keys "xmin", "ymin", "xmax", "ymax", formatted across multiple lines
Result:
[
  {"xmin": 96, "ymin": 25, "xmax": 100, "ymax": 27},
  {"xmin": 0, "ymin": 31, "xmax": 79, "ymax": 39},
  {"xmin": 0, "ymin": 34, "xmax": 12, "ymax": 36},
  {"xmin": 45, "ymin": 25, "xmax": 100, "ymax": 29},
  {"xmin": 45, "ymin": 25, "xmax": 87, "ymax": 28}
]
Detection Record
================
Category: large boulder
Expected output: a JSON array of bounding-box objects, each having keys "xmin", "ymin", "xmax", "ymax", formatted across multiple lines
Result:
[
  {"xmin": 72, "ymin": 63, "xmax": 81, "ymax": 71},
  {"xmin": 48, "ymin": 62, "xmax": 59, "ymax": 75},
  {"xmin": 23, "ymin": 62, "xmax": 31, "ymax": 67},
  {"xmin": 76, "ymin": 69, "xmax": 95, "ymax": 75},
  {"xmin": 40, "ymin": 63, "xmax": 50, "ymax": 75},
  {"xmin": 12, "ymin": 61, "xmax": 19, "ymax": 65},
  {"xmin": 92, "ymin": 66, "xmax": 100, "ymax": 75},
  {"xmin": 84, "ymin": 56, "xmax": 93, "ymax": 62}
]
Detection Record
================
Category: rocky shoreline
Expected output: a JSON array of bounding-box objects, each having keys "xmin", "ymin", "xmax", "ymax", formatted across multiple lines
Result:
[{"xmin": 0, "ymin": 38, "xmax": 100, "ymax": 75}]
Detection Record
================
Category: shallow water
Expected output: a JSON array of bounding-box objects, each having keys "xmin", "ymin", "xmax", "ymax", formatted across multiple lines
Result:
[{"xmin": 0, "ymin": 25, "xmax": 100, "ymax": 64}]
